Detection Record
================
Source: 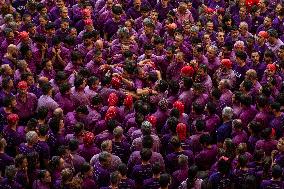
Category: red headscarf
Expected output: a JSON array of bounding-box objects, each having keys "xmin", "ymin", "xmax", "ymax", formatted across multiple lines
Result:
[
  {"xmin": 17, "ymin": 81, "xmax": 28, "ymax": 90},
  {"xmin": 181, "ymin": 66, "xmax": 194, "ymax": 77},
  {"xmin": 124, "ymin": 95, "xmax": 133, "ymax": 108},
  {"xmin": 147, "ymin": 115, "xmax": 157, "ymax": 127},
  {"xmin": 7, "ymin": 114, "xmax": 19, "ymax": 125},
  {"xmin": 108, "ymin": 93, "xmax": 118, "ymax": 106},
  {"xmin": 176, "ymin": 123, "xmax": 187, "ymax": 141},
  {"xmin": 105, "ymin": 106, "xmax": 117, "ymax": 120},
  {"xmin": 173, "ymin": 101, "xmax": 185, "ymax": 114},
  {"xmin": 83, "ymin": 131, "xmax": 95, "ymax": 145},
  {"xmin": 111, "ymin": 77, "xmax": 121, "ymax": 89}
]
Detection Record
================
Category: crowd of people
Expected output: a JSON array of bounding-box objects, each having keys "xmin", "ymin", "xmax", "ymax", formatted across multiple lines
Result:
[{"xmin": 0, "ymin": 0, "xmax": 284, "ymax": 188}]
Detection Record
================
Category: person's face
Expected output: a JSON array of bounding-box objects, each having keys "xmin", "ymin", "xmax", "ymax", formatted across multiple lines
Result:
[
  {"xmin": 59, "ymin": 158, "xmax": 65, "ymax": 169},
  {"xmin": 257, "ymin": 35, "xmax": 265, "ymax": 44},
  {"xmin": 94, "ymin": 54, "xmax": 103, "ymax": 62},
  {"xmin": 278, "ymin": 48, "xmax": 284, "ymax": 59},
  {"xmin": 266, "ymin": 69, "xmax": 275, "ymax": 76},
  {"xmin": 206, "ymin": 23, "xmax": 214, "ymax": 33},
  {"xmin": 54, "ymin": 43, "xmax": 61, "ymax": 50},
  {"xmin": 28, "ymin": 26, "xmax": 36, "ymax": 35},
  {"xmin": 203, "ymin": 35, "xmax": 211, "ymax": 44},
  {"xmin": 45, "ymin": 61, "xmax": 53, "ymax": 71},
  {"xmin": 239, "ymin": 7, "xmax": 246, "ymax": 17},
  {"xmin": 277, "ymin": 139, "xmax": 284, "ymax": 151},
  {"xmin": 166, "ymin": 50, "xmax": 173, "ymax": 58},
  {"xmin": 217, "ymin": 32, "xmax": 225, "ymax": 43},
  {"xmin": 258, "ymin": 0, "xmax": 266, "ymax": 9},
  {"xmin": 106, "ymin": 0, "xmax": 113, "ymax": 8},
  {"xmin": 225, "ymin": 19, "xmax": 232, "ymax": 27},
  {"xmin": 5, "ymin": 66, "xmax": 13, "ymax": 76},
  {"xmin": 27, "ymin": 75, "xmax": 34, "ymax": 85},
  {"xmin": 7, "ymin": 32, "xmax": 14, "ymax": 41},
  {"xmin": 207, "ymin": 48, "xmax": 215, "ymax": 59},
  {"xmin": 59, "ymin": 120, "xmax": 65, "ymax": 133},
  {"xmin": 239, "ymin": 26, "xmax": 247, "ymax": 35},
  {"xmin": 150, "ymin": 12, "xmax": 158, "ymax": 21},
  {"xmin": 11, "ymin": 99, "xmax": 17, "ymax": 108},
  {"xmin": 61, "ymin": 9, "xmax": 69, "ymax": 18},
  {"xmin": 144, "ymin": 26, "xmax": 153, "ymax": 35},
  {"xmin": 18, "ymin": 88, "xmax": 28, "ymax": 95},
  {"xmin": 38, "ymin": 18, "xmax": 47, "ymax": 26},
  {"xmin": 145, "ymin": 50, "xmax": 152, "ymax": 57},
  {"xmin": 156, "ymin": 43, "xmax": 164, "ymax": 50},
  {"xmin": 43, "ymin": 171, "xmax": 52, "ymax": 183},
  {"xmin": 60, "ymin": 22, "xmax": 69, "ymax": 30},
  {"xmin": 175, "ymin": 53, "xmax": 184, "ymax": 62},
  {"xmin": 161, "ymin": 0, "xmax": 169, "ymax": 6},
  {"xmin": 70, "ymin": 28, "xmax": 77, "ymax": 37},
  {"xmin": 232, "ymin": 30, "xmax": 239, "ymax": 38},
  {"xmin": 41, "ymin": 7, "xmax": 48, "ymax": 15},
  {"xmin": 276, "ymin": 4, "xmax": 282, "ymax": 14},
  {"xmin": 113, "ymin": 13, "xmax": 121, "ymax": 21},
  {"xmin": 264, "ymin": 17, "xmax": 272, "ymax": 27},
  {"xmin": 251, "ymin": 52, "xmax": 260, "ymax": 63},
  {"xmin": 254, "ymin": 9, "xmax": 261, "ymax": 17},
  {"xmin": 178, "ymin": 5, "xmax": 187, "ymax": 14},
  {"xmin": 56, "ymin": 0, "xmax": 64, "ymax": 8},
  {"xmin": 24, "ymin": 16, "xmax": 32, "ymax": 23},
  {"xmin": 247, "ymin": 39, "xmax": 254, "ymax": 47},
  {"xmin": 134, "ymin": 0, "xmax": 141, "ymax": 8},
  {"xmin": 125, "ymin": 21, "xmax": 132, "ymax": 31},
  {"xmin": 84, "ymin": 38, "xmax": 92, "ymax": 46},
  {"xmin": 22, "ymin": 158, "xmax": 28, "ymax": 169}
]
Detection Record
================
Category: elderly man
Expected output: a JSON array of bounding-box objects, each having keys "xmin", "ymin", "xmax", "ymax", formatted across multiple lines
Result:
[{"xmin": 216, "ymin": 107, "xmax": 234, "ymax": 146}]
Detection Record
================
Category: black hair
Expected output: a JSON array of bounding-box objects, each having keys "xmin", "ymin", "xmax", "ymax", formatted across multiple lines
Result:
[
  {"xmin": 41, "ymin": 83, "xmax": 52, "ymax": 95},
  {"xmin": 59, "ymin": 82, "xmax": 71, "ymax": 95},
  {"xmin": 71, "ymin": 51, "xmax": 83, "ymax": 62},
  {"xmin": 261, "ymin": 127, "xmax": 272, "ymax": 139},
  {"xmin": 159, "ymin": 174, "xmax": 171, "ymax": 188},
  {"xmin": 80, "ymin": 162, "xmax": 91, "ymax": 174},
  {"xmin": 3, "ymin": 95, "xmax": 15, "ymax": 107},
  {"xmin": 91, "ymin": 94, "xmax": 103, "ymax": 106},
  {"xmin": 118, "ymin": 163, "xmax": 127, "ymax": 176},
  {"xmin": 217, "ymin": 158, "xmax": 231, "ymax": 175},
  {"xmin": 74, "ymin": 76, "xmax": 85, "ymax": 89},
  {"xmin": 37, "ymin": 106, "xmax": 49, "ymax": 120},
  {"xmin": 38, "ymin": 124, "xmax": 49, "ymax": 136},
  {"xmin": 192, "ymin": 102, "xmax": 204, "ymax": 114},
  {"xmin": 140, "ymin": 148, "xmax": 152, "ymax": 162},
  {"xmin": 52, "ymin": 36, "xmax": 61, "ymax": 46},
  {"xmin": 186, "ymin": 165, "xmax": 198, "ymax": 188},
  {"xmin": 170, "ymin": 108, "xmax": 180, "ymax": 118},
  {"xmin": 49, "ymin": 117, "xmax": 61, "ymax": 134},
  {"xmin": 195, "ymin": 119, "xmax": 205, "ymax": 132},
  {"xmin": 74, "ymin": 122, "xmax": 84, "ymax": 135},
  {"xmin": 112, "ymin": 5, "xmax": 123, "ymax": 15},
  {"xmin": 240, "ymin": 95, "xmax": 252, "ymax": 107},
  {"xmin": 206, "ymin": 102, "xmax": 217, "ymax": 114},
  {"xmin": 271, "ymin": 102, "xmax": 281, "ymax": 111},
  {"xmin": 168, "ymin": 117, "xmax": 178, "ymax": 133},
  {"xmin": 242, "ymin": 80, "xmax": 253, "ymax": 91},
  {"xmin": 76, "ymin": 105, "xmax": 89, "ymax": 115},
  {"xmin": 272, "ymin": 164, "xmax": 282, "ymax": 179},
  {"xmin": 199, "ymin": 134, "xmax": 211, "ymax": 145},
  {"xmin": 238, "ymin": 154, "xmax": 248, "ymax": 168},
  {"xmin": 235, "ymin": 51, "xmax": 247, "ymax": 61},
  {"xmin": 152, "ymin": 163, "xmax": 161, "ymax": 175},
  {"xmin": 68, "ymin": 139, "xmax": 79, "ymax": 152},
  {"xmin": 170, "ymin": 136, "xmax": 181, "ymax": 148},
  {"xmin": 142, "ymin": 135, "xmax": 154, "ymax": 149},
  {"xmin": 157, "ymin": 80, "xmax": 168, "ymax": 92}
]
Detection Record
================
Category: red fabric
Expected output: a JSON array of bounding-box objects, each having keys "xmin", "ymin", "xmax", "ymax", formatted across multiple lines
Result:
[
  {"xmin": 173, "ymin": 100, "xmax": 185, "ymax": 114},
  {"xmin": 258, "ymin": 31, "xmax": 268, "ymax": 38},
  {"xmin": 7, "ymin": 114, "xmax": 19, "ymax": 124},
  {"xmin": 82, "ymin": 8, "xmax": 91, "ymax": 16},
  {"xmin": 147, "ymin": 115, "xmax": 157, "ymax": 127},
  {"xmin": 105, "ymin": 106, "xmax": 117, "ymax": 120},
  {"xmin": 83, "ymin": 131, "xmax": 95, "ymax": 145},
  {"xmin": 111, "ymin": 77, "xmax": 121, "ymax": 89},
  {"xmin": 124, "ymin": 95, "xmax": 133, "ymax": 108},
  {"xmin": 221, "ymin": 59, "xmax": 232, "ymax": 69},
  {"xmin": 84, "ymin": 19, "xmax": 93, "ymax": 25},
  {"xmin": 17, "ymin": 81, "xmax": 28, "ymax": 89},
  {"xmin": 108, "ymin": 93, "xmax": 118, "ymax": 106},
  {"xmin": 267, "ymin": 64, "xmax": 276, "ymax": 71},
  {"xmin": 19, "ymin": 31, "xmax": 29, "ymax": 40},
  {"xmin": 176, "ymin": 123, "xmax": 187, "ymax": 140},
  {"xmin": 181, "ymin": 66, "xmax": 194, "ymax": 77}
]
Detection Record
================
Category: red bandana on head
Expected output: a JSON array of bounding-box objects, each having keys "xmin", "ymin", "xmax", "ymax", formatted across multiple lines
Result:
[
  {"xmin": 147, "ymin": 115, "xmax": 157, "ymax": 127},
  {"xmin": 124, "ymin": 95, "xmax": 133, "ymax": 108},
  {"xmin": 7, "ymin": 114, "xmax": 19, "ymax": 125},
  {"xmin": 108, "ymin": 93, "xmax": 118, "ymax": 106},
  {"xmin": 83, "ymin": 131, "xmax": 94, "ymax": 145},
  {"xmin": 176, "ymin": 123, "xmax": 187, "ymax": 141},
  {"xmin": 105, "ymin": 106, "xmax": 117, "ymax": 120},
  {"xmin": 173, "ymin": 100, "xmax": 185, "ymax": 114}
]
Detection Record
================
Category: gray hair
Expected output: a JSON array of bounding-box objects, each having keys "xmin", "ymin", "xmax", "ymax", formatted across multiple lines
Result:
[
  {"xmin": 99, "ymin": 151, "xmax": 111, "ymax": 163},
  {"xmin": 4, "ymin": 14, "xmax": 14, "ymax": 23},
  {"xmin": 141, "ymin": 121, "xmax": 152, "ymax": 135},
  {"xmin": 26, "ymin": 131, "xmax": 38, "ymax": 143},
  {"xmin": 178, "ymin": 154, "xmax": 188, "ymax": 167},
  {"xmin": 239, "ymin": 22, "xmax": 248, "ymax": 29},
  {"xmin": 101, "ymin": 140, "xmax": 112, "ymax": 151},
  {"xmin": 222, "ymin": 107, "xmax": 234, "ymax": 120},
  {"xmin": 113, "ymin": 126, "xmax": 123, "ymax": 137},
  {"xmin": 5, "ymin": 165, "xmax": 17, "ymax": 180}
]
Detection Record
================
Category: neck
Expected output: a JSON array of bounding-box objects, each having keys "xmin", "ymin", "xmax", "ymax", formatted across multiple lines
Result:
[{"xmin": 0, "ymin": 149, "xmax": 4, "ymax": 153}]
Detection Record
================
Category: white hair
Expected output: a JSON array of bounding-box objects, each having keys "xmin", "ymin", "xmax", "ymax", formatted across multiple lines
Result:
[
  {"xmin": 26, "ymin": 131, "xmax": 38, "ymax": 143},
  {"xmin": 222, "ymin": 107, "xmax": 234, "ymax": 120}
]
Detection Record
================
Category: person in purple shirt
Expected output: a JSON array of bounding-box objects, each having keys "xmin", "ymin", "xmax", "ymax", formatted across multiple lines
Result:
[
  {"xmin": 131, "ymin": 148, "xmax": 154, "ymax": 188},
  {"xmin": 34, "ymin": 124, "xmax": 50, "ymax": 169},
  {"xmin": 171, "ymin": 155, "xmax": 188, "ymax": 189},
  {"xmin": 143, "ymin": 162, "xmax": 161, "ymax": 189},
  {"xmin": 260, "ymin": 164, "xmax": 284, "ymax": 189},
  {"xmin": 0, "ymin": 138, "xmax": 14, "ymax": 177},
  {"xmin": 270, "ymin": 102, "xmax": 284, "ymax": 138},
  {"xmin": 104, "ymin": 5, "xmax": 125, "ymax": 40},
  {"xmin": 231, "ymin": 119, "xmax": 248, "ymax": 145},
  {"xmin": 80, "ymin": 163, "xmax": 97, "ymax": 189},
  {"xmin": 32, "ymin": 169, "xmax": 51, "ymax": 189},
  {"xmin": 0, "ymin": 165, "xmax": 23, "ymax": 189},
  {"xmin": 255, "ymin": 128, "xmax": 278, "ymax": 156},
  {"xmin": 15, "ymin": 154, "xmax": 29, "ymax": 188},
  {"xmin": 18, "ymin": 131, "xmax": 38, "ymax": 156},
  {"xmin": 117, "ymin": 163, "xmax": 135, "ymax": 189},
  {"xmin": 112, "ymin": 126, "xmax": 131, "ymax": 164},
  {"xmin": 165, "ymin": 136, "xmax": 194, "ymax": 174},
  {"xmin": 93, "ymin": 151, "xmax": 112, "ymax": 188}
]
